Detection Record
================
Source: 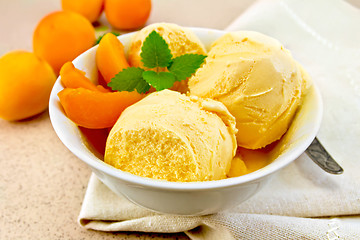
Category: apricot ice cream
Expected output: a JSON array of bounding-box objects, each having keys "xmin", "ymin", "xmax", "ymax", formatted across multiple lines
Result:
[
  {"xmin": 105, "ymin": 90, "xmax": 237, "ymax": 182},
  {"xmin": 189, "ymin": 31, "xmax": 308, "ymax": 149}
]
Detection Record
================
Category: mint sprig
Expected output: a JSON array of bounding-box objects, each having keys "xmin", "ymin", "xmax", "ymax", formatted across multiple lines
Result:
[
  {"xmin": 142, "ymin": 71, "xmax": 176, "ymax": 91},
  {"xmin": 108, "ymin": 67, "xmax": 150, "ymax": 94},
  {"xmin": 108, "ymin": 30, "xmax": 206, "ymax": 93},
  {"xmin": 169, "ymin": 54, "xmax": 207, "ymax": 81},
  {"xmin": 140, "ymin": 31, "xmax": 173, "ymax": 68}
]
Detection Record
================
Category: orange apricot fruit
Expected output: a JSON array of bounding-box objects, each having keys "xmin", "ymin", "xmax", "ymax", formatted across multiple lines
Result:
[
  {"xmin": 104, "ymin": 0, "xmax": 151, "ymax": 30},
  {"xmin": 78, "ymin": 126, "xmax": 109, "ymax": 156},
  {"xmin": 58, "ymin": 88, "xmax": 143, "ymax": 129},
  {"xmin": 60, "ymin": 62, "xmax": 109, "ymax": 92},
  {"xmin": 0, "ymin": 51, "xmax": 56, "ymax": 121},
  {"xmin": 33, "ymin": 11, "xmax": 96, "ymax": 74},
  {"xmin": 227, "ymin": 156, "xmax": 248, "ymax": 178},
  {"xmin": 96, "ymin": 85, "xmax": 111, "ymax": 92},
  {"xmin": 61, "ymin": 0, "xmax": 104, "ymax": 23},
  {"xmin": 96, "ymin": 33, "xmax": 129, "ymax": 84}
]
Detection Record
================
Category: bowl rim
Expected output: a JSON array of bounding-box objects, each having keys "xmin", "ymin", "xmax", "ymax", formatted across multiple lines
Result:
[{"xmin": 49, "ymin": 27, "xmax": 323, "ymax": 192}]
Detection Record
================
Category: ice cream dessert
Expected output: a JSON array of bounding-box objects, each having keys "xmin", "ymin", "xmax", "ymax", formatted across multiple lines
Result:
[
  {"xmin": 60, "ymin": 24, "xmax": 312, "ymax": 182},
  {"xmin": 104, "ymin": 90, "xmax": 237, "ymax": 182},
  {"xmin": 189, "ymin": 31, "xmax": 308, "ymax": 149},
  {"xmin": 128, "ymin": 23, "xmax": 207, "ymax": 93}
]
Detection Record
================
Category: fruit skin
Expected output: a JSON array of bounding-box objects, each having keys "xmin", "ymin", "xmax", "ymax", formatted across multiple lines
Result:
[
  {"xmin": 104, "ymin": 0, "xmax": 151, "ymax": 30},
  {"xmin": 60, "ymin": 62, "xmax": 109, "ymax": 92},
  {"xmin": 96, "ymin": 33, "xmax": 130, "ymax": 84},
  {"xmin": 61, "ymin": 0, "xmax": 104, "ymax": 23},
  {"xmin": 33, "ymin": 11, "xmax": 96, "ymax": 74},
  {"xmin": 0, "ymin": 51, "xmax": 56, "ymax": 121},
  {"xmin": 58, "ymin": 87, "xmax": 143, "ymax": 129}
]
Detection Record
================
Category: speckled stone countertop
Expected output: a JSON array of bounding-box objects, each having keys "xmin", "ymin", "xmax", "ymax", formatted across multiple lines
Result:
[{"xmin": 0, "ymin": 0, "xmax": 254, "ymax": 239}]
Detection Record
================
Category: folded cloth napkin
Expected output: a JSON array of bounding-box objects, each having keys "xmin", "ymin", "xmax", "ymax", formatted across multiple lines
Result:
[{"xmin": 78, "ymin": 0, "xmax": 360, "ymax": 239}]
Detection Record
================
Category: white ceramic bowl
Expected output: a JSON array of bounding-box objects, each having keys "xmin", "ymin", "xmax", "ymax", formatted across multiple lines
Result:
[{"xmin": 49, "ymin": 28, "xmax": 322, "ymax": 216}]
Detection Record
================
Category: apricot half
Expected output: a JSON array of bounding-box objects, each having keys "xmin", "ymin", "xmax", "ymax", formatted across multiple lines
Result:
[
  {"xmin": 96, "ymin": 33, "xmax": 130, "ymax": 84},
  {"xmin": 60, "ymin": 62, "xmax": 109, "ymax": 92},
  {"xmin": 58, "ymin": 88, "xmax": 143, "ymax": 129}
]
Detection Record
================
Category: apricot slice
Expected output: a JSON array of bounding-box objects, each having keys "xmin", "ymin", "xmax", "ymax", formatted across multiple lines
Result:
[
  {"xmin": 96, "ymin": 85, "xmax": 110, "ymax": 92},
  {"xmin": 227, "ymin": 156, "xmax": 248, "ymax": 178},
  {"xmin": 96, "ymin": 33, "xmax": 130, "ymax": 84},
  {"xmin": 79, "ymin": 127, "xmax": 109, "ymax": 156},
  {"xmin": 58, "ymin": 88, "xmax": 143, "ymax": 129},
  {"xmin": 60, "ymin": 62, "xmax": 109, "ymax": 92}
]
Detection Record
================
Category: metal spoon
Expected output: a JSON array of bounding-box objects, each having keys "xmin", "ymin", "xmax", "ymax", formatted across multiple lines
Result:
[{"xmin": 305, "ymin": 137, "xmax": 344, "ymax": 174}]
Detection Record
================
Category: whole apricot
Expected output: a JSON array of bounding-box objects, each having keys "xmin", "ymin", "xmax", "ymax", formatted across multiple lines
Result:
[
  {"xmin": 104, "ymin": 0, "xmax": 151, "ymax": 30},
  {"xmin": 61, "ymin": 0, "xmax": 104, "ymax": 23},
  {"xmin": 0, "ymin": 51, "xmax": 56, "ymax": 121},
  {"xmin": 33, "ymin": 11, "xmax": 96, "ymax": 74}
]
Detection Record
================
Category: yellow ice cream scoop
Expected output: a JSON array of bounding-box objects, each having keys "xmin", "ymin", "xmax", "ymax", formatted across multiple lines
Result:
[
  {"xmin": 105, "ymin": 90, "xmax": 237, "ymax": 182},
  {"xmin": 128, "ymin": 23, "xmax": 207, "ymax": 93},
  {"xmin": 189, "ymin": 31, "xmax": 307, "ymax": 149}
]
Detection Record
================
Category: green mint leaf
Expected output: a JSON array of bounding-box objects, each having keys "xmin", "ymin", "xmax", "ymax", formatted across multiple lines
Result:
[
  {"xmin": 142, "ymin": 71, "xmax": 176, "ymax": 91},
  {"xmin": 95, "ymin": 32, "xmax": 120, "ymax": 45},
  {"xmin": 108, "ymin": 67, "xmax": 150, "ymax": 94},
  {"xmin": 168, "ymin": 54, "xmax": 206, "ymax": 81},
  {"xmin": 140, "ymin": 31, "xmax": 173, "ymax": 68}
]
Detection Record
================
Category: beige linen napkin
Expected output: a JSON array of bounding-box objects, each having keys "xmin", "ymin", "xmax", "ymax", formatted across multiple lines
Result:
[{"xmin": 78, "ymin": 0, "xmax": 360, "ymax": 239}]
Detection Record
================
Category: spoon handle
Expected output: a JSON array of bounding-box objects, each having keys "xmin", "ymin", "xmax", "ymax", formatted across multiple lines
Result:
[{"xmin": 305, "ymin": 137, "xmax": 343, "ymax": 174}]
